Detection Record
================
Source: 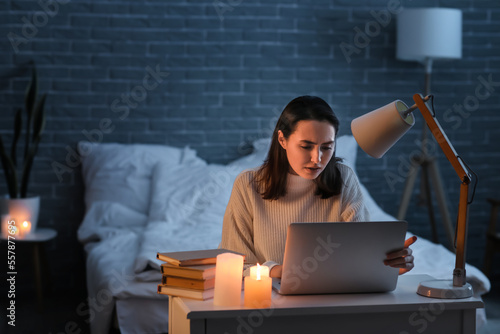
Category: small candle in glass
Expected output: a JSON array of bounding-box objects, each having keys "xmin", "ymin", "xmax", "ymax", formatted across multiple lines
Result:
[
  {"xmin": 18, "ymin": 221, "xmax": 32, "ymax": 238},
  {"xmin": 244, "ymin": 263, "xmax": 272, "ymax": 308}
]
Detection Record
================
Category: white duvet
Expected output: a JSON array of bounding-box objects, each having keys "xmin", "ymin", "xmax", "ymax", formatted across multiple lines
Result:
[{"xmin": 77, "ymin": 136, "xmax": 491, "ymax": 334}]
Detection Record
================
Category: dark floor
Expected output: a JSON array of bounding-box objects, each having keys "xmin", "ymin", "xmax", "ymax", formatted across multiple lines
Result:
[
  {"xmin": 479, "ymin": 273, "xmax": 500, "ymax": 334},
  {"xmin": 0, "ymin": 287, "xmax": 91, "ymax": 334},
  {"xmin": 1, "ymin": 273, "xmax": 500, "ymax": 333}
]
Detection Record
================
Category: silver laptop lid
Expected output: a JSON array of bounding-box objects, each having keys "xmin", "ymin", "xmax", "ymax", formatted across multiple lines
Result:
[{"xmin": 278, "ymin": 221, "xmax": 408, "ymax": 295}]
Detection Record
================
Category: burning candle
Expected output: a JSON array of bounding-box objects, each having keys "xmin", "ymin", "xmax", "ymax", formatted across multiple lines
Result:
[
  {"xmin": 244, "ymin": 263, "xmax": 272, "ymax": 308},
  {"xmin": 18, "ymin": 221, "xmax": 32, "ymax": 238},
  {"xmin": 213, "ymin": 253, "xmax": 244, "ymax": 306}
]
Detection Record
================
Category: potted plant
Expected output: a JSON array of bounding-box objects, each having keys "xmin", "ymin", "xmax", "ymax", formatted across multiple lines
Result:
[{"xmin": 0, "ymin": 63, "xmax": 47, "ymax": 236}]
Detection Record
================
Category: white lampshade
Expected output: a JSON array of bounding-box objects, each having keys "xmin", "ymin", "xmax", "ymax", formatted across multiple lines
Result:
[
  {"xmin": 397, "ymin": 8, "xmax": 462, "ymax": 62},
  {"xmin": 351, "ymin": 101, "xmax": 415, "ymax": 159}
]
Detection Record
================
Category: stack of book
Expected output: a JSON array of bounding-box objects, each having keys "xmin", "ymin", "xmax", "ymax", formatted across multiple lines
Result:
[{"xmin": 156, "ymin": 248, "xmax": 243, "ymax": 301}]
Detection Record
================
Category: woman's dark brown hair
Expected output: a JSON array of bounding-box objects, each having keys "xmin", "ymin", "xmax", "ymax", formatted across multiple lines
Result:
[{"xmin": 255, "ymin": 95, "xmax": 343, "ymax": 200}]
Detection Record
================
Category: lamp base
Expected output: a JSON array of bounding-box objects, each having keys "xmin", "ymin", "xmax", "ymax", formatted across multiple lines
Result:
[{"xmin": 416, "ymin": 279, "xmax": 473, "ymax": 299}]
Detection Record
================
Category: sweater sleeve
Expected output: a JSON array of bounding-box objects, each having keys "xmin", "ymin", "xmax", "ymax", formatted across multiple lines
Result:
[
  {"xmin": 338, "ymin": 164, "xmax": 370, "ymax": 222},
  {"xmin": 219, "ymin": 171, "xmax": 260, "ymax": 264}
]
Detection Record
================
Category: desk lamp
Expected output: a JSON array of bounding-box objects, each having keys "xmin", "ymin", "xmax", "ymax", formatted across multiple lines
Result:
[
  {"xmin": 351, "ymin": 94, "xmax": 477, "ymax": 299},
  {"xmin": 396, "ymin": 8, "xmax": 462, "ymax": 249}
]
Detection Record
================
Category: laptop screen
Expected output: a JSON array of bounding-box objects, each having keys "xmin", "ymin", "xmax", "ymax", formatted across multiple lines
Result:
[{"xmin": 277, "ymin": 221, "xmax": 408, "ymax": 295}]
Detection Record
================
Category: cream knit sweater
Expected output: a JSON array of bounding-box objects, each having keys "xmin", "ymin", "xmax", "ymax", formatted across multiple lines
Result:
[{"xmin": 219, "ymin": 163, "xmax": 369, "ymax": 270}]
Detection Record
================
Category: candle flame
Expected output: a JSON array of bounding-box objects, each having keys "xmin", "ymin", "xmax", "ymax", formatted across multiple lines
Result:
[{"xmin": 23, "ymin": 221, "xmax": 29, "ymax": 228}]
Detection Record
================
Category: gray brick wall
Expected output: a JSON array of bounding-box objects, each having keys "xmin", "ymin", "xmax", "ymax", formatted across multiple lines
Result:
[{"xmin": 1, "ymin": 0, "xmax": 499, "ymax": 296}]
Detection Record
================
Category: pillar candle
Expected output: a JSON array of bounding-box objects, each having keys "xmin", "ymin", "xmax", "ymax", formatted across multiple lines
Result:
[
  {"xmin": 244, "ymin": 263, "xmax": 272, "ymax": 308},
  {"xmin": 213, "ymin": 253, "xmax": 244, "ymax": 306}
]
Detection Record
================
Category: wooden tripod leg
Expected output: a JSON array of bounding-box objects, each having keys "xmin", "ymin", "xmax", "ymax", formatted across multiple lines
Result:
[
  {"xmin": 421, "ymin": 161, "xmax": 439, "ymax": 243},
  {"xmin": 428, "ymin": 158, "xmax": 456, "ymax": 251},
  {"xmin": 397, "ymin": 161, "xmax": 420, "ymax": 221}
]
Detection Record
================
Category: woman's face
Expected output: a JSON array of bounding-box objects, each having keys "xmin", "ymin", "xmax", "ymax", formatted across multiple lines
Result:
[{"xmin": 278, "ymin": 120, "xmax": 336, "ymax": 180}]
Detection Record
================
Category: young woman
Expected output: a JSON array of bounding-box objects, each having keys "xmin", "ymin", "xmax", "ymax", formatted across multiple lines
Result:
[{"xmin": 220, "ymin": 96, "xmax": 415, "ymax": 278}]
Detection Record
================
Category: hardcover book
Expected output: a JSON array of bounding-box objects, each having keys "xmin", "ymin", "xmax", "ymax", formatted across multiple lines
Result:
[
  {"xmin": 161, "ymin": 275, "xmax": 215, "ymax": 290},
  {"xmin": 156, "ymin": 248, "xmax": 244, "ymax": 266},
  {"xmin": 157, "ymin": 284, "xmax": 214, "ymax": 301},
  {"xmin": 160, "ymin": 263, "xmax": 216, "ymax": 280}
]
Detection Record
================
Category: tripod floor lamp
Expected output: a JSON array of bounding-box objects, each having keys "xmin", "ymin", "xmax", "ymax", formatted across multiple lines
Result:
[
  {"xmin": 396, "ymin": 8, "xmax": 462, "ymax": 249},
  {"xmin": 352, "ymin": 94, "xmax": 477, "ymax": 298}
]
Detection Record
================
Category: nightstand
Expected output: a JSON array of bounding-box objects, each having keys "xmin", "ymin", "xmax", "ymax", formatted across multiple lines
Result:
[{"xmin": 2, "ymin": 227, "xmax": 57, "ymax": 312}]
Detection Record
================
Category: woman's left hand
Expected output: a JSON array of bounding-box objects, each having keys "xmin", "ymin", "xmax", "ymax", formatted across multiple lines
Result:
[{"xmin": 384, "ymin": 236, "xmax": 417, "ymax": 275}]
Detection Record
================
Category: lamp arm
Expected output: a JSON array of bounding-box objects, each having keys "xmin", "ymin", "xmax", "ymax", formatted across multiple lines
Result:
[
  {"xmin": 454, "ymin": 181, "xmax": 470, "ymax": 287},
  {"xmin": 413, "ymin": 94, "xmax": 471, "ymax": 183},
  {"xmin": 413, "ymin": 93, "xmax": 472, "ymax": 288}
]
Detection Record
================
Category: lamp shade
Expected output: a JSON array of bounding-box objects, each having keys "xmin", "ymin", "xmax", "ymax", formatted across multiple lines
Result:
[
  {"xmin": 397, "ymin": 8, "xmax": 462, "ymax": 62},
  {"xmin": 351, "ymin": 101, "xmax": 415, "ymax": 158}
]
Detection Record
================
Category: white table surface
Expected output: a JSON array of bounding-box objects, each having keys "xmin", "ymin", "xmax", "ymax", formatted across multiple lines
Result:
[
  {"xmin": 1, "ymin": 227, "xmax": 57, "ymax": 242},
  {"xmin": 178, "ymin": 274, "xmax": 484, "ymax": 320}
]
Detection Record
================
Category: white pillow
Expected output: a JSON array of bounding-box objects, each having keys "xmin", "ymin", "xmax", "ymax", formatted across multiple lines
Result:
[
  {"xmin": 138, "ymin": 158, "xmax": 233, "ymax": 273},
  {"xmin": 78, "ymin": 201, "xmax": 148, "ymax": 244},
  {"xmin": 335, "ymin": 135, "xmax": 358, "ymax": 171},
  {"xmin": 227, "ymin": 137, "xmax": 269, "ymax": 171},
  {"xmin": 148, "ymin": 161, "xmax": 230, "ymax": 224},
  {"xmin": 78, "ymin": 142, "xmax": 192, "ymax": 214}
]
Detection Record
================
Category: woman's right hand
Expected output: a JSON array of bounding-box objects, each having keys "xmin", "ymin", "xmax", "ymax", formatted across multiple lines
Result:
[{"xmin": 270, "ymin": 265, "xmax": 282, "ymax": 278}]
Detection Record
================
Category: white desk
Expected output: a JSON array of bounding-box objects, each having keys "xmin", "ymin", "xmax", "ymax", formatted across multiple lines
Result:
[{"xmin": 168, "ymin": 274, "xmax": 484, "ymax": 334}]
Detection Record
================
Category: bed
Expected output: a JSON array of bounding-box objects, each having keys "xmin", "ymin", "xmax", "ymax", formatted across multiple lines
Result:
[{"xmin": 77, "ymin": 135, "xmax": 491, "ymax": 334}]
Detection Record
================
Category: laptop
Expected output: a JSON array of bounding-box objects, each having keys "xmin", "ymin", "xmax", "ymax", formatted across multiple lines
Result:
[{"xmin": 272, "ymin": 221, "xmax": 408, "ymax": 295}]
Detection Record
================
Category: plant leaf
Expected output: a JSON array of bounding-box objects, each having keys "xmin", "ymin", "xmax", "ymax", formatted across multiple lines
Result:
[
  {"xmin": 31, "ymin": 94, "xmax": 47, "ymax": 142},
  {"xmin": 11, "ymin": 108, "xmax": 22, "ymax": 168},
  {"xmin": 20, "ymin": 136, "xmax": 41, "ymax": 198},
  {"xmin": 0, "ymin": 135, "xmax": 19, "ymax": 198},
  {"xmin": 24, "ymin": 64, "xmax": 38, "ymax": 161},
  {"xmin": 22, "ymin": 94, "xmax": 46, "ymax": 197},
  {"xmin": 25, "ymin": 64, "xmax": 38, "ymax": 118}
]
